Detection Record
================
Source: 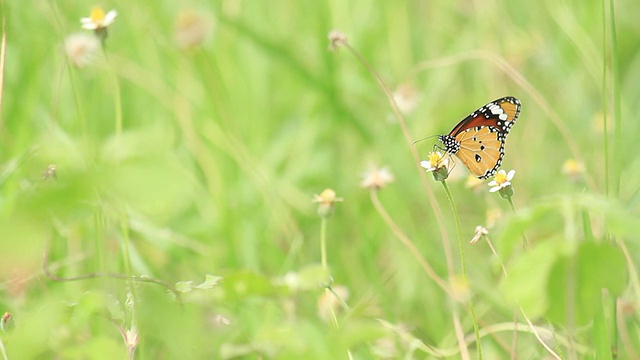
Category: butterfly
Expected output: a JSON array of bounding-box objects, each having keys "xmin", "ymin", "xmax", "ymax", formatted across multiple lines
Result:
[{"xmin": 438, "ymin": 97, "xmax": 521, "ymax": 179}]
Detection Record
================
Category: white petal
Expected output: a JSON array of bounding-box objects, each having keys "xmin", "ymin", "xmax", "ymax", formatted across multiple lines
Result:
[
  {"xmin": 489, "ymin": 186, "xmax": 501, "ymax": 193},
  {"xmin": 104, "ymin": 10, "xmax": 118, "ymax": 24},
  {"xmin": 420, "ymin": 161, "xmax": 431, "ymax": 169},
  {"xmin": 81, "ymin": 23, "xmax": 98, "ymax": 30},
  {"xmin": 487, "ymin": 180, "xmax": 498, "ymax": 187},
  {"xmin": 506, "ymin": 170, "xmax": 516, "ymax": 181},
  {"xmin": 502, "ymin": 181, "xmax": 511, "ymax": 187}
]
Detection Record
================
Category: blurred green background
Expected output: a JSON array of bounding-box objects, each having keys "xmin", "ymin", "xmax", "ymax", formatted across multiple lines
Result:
[{"xmin": 1, "ymin": 0, "xmax": 639, "ymax": 359}]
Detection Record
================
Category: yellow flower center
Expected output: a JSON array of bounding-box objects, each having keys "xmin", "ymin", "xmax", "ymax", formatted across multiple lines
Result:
[
  {"xmin": 428, "ymin": 152, "xmax": 443, "ymax": 167},
  {"xmin": 494, "ymin": 172, "xmax": 507, "ymax": 184},
  {"xmin": 90, "ymin": 7, "xmax": 106, "ymax": 22}
]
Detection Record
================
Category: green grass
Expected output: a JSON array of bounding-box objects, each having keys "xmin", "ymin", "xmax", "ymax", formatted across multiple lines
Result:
[{"xmin": 1, "ymin": 0, "xmax": 639, "ymax": 359}]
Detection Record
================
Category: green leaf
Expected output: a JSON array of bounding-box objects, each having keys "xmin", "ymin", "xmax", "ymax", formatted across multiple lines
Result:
[
  {"xmin": 215, "ymin": 270, "xmax": 287, "ymax": 301},
  {"xmin": 500, "ymin": 239, "xmax": 568, "ymax": 319},
  {"xmin": 593, "ymin": 297, "xmax": 614, "ymax": 360},
  {"xmin": 546, "ymin": 242, "xmax": 626, "ymax": 326}
]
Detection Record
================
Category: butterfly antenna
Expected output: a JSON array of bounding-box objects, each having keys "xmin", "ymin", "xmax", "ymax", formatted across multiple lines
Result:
[{"xmin": 412, "ymin": 134, "xmax": 439, "ymax": 147}]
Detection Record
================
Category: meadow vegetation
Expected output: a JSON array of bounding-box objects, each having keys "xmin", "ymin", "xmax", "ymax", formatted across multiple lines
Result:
[{"xmin": 0, "ymin": 1, "xmax": 639, "ymax": 359}]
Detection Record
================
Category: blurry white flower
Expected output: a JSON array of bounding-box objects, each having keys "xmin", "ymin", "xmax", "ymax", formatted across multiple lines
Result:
[
  {"xmin": 81, "ymin": 7, "xmax": 117, "ymax": 30},
  {"xmin": 361, "ymin": 166, "xmax": 394, "ymax": 190},
  {"xmin": 64, "ymin": 33, "xmax": 100, "ymax": 68}
]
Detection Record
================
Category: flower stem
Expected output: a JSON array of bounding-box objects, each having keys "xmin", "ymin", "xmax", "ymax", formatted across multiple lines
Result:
[
  {"xmin": 103, "ymin": 47, "xmax": 122, "ymax": 137},
  {"xmin": 441, "ymin": 181, "xmax": 466, "ymax": 278},
  {"xmin": 369, "ymin": 189, "xmax": 451, "ymax": 295},
  {"xmin": 506, "ymin": 197, "xmax": 530, "ymax": 250},
  {"xmin": 320, "ymin": 217, "xmax": 328, "ymax": 271},
  {"xmin": 441, "ymin": 180, "xmax": 483, "ymax": 358},
  {"xmin": 119, "ymin": 213, "xmax": 138, "ymax": 328},
  {"xmin": 469, "ymin": 301, "xmax": 483, "ymax": 360}
]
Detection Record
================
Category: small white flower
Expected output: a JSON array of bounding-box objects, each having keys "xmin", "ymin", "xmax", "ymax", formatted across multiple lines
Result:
[
  {"xmin": 361, "ymin": 166, "xmax": 394, "ymax": 189},
  {"xmin": 420, "ymin": 151, "xmax": 449, "ymax": 173},
  {"xmin": 81, "ymin": 7, "xmax": 118, "ymax": 30},
  {"xmin": 64, "ymin": 33, "xmax": 100, "ymax": 68},
  {"xmin": 488, "ymin": 169, "xmax": 515, "ymax": 192}
]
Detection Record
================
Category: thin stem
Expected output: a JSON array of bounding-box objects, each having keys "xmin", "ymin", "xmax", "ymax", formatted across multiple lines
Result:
[
  {"xmin": 601, "ymin": 0, "xmax": 609, "ymax": 197},
  {"xmin": 441, "ymin": 181, "xmax": 466, "ymax": 278},
  {"xmin": 67, "ymin": 66, "xmax": 88, "ymax": 141},
  {"xmin": 520, "ymin": 307, "xmax": 563, "ymax": 360},
  {"xmin": 319, "ymin": 217, "xmax": 341, "ymax": 329},
  {"xmin": 341, "ymin": 41, "xmax": 455, "ymax": 284},
  {"xmin": 469, "ymin": 301, "xmax": 483, "ymax": 360},
  {"xmin": 43, "ymin": 241, "xmax": 183, "ymax": 304},
  {"xmin": 104, "ymin": 48, "xmax": 123, "ymax": 137},
  {"xmin": 327, "ymin": 285, "xmax": 350, "ymax": 311},
  {"xmin": 484, "ymin": 236, "xmax": 508, "ymax": 278},
  {"xmin": 511, "ymin": 309, "xmax": 519, "ymax": 360},
  {"xmin": 507, "ymin": 197, "xmax": 530, "ymax": 250},
  {"xmin": 607, "ymin": 1, "xmax": 621, "ymax": 355},
  {"xmin": 0, "ymin": 337, "xmax": 6, "ymax": 360},
  {"xmin": 441, "ymin": 181, "xmax": 482, "ymax": 358},
  {"xmin": 452, "ymin": 306, "xmax": 471, "ymax": 360},
  {"xmin": 0, "ymin": 0, "xmax": 7, "ymax": 132},
  {"xmin": 320, "ymin": 217, "xmax": 328, "ymax": 271},
  {"xmin": 369, "ymin": 190, "xmax": 451, "ymax": 296},
  {"xmin": 608, "ymin": 0, "xmax": 621, "ymax": 198}
]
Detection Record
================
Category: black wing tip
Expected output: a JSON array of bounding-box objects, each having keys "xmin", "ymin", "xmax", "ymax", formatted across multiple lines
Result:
[{"xmin": 497, "ymin": 96, "xmax": 521, "ymax": 105}]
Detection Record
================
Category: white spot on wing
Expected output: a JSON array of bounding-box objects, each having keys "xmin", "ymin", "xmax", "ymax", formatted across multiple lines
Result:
[{"xmin": 490, "ymin": 105, "xmax": 504, "ymax": 115}]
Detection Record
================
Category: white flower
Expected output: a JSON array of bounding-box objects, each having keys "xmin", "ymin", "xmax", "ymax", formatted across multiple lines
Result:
[
  {"xmin": 361, "ymin": 166, "xmax": 394, "ymax": 189},
  {"xmin": 420, "ymin": 151, "xmax": 449, "ymax": 173},
  {"xmin": 488, "ymin": 169, "xmax": 515, "ymax": 192},
  {"xmin": 81, "ymin": 7, "xmax": 118, "ymax": 30},
  {"xmin": 64, "ymin": 33, "xmax": 100, "ymax": 68}
]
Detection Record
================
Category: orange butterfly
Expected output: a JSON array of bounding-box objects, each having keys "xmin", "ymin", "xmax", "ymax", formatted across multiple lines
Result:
[{"xmin": 438, "ymin": 97, "xmax": 521, "ymax": 179}]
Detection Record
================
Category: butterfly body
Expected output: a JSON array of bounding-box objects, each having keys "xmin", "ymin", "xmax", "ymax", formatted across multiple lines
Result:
[{"xmin": 438, "ymin": 97, "xmax": 521, "ymax": 179}]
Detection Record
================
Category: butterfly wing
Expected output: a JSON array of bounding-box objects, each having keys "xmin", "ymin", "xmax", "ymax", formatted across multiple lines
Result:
[
  {"xmin": 455, "ymin": 126, "xmax": 505, "ymax": 178},
  {"xmin": 440, "ymin": 97, "xmax": 521, "ymax": 179}
]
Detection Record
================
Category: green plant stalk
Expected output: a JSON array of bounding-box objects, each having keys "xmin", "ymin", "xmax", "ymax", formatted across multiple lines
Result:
[
  {"xmin": 469, "ymin": 301, "xmax": 483, "ymax": 360},
  {"xmin": 608, "ymin": 0, "xmax": 621, "ymax": 198},
  {"xmin": 441, "ymin": 181, "xmax": 466, "ymax": 278},
  {"xmin": 67, "ymin": 67, "xmax": 88, "ymax": 141},
  {"xmin": 441, "ymin": 181, "xmax": 482, "ymax": 358},
  {"xmin": 119, "ymin": 214, "xmax": 138, "ymax": 328},
  {"xmin": 319, "ymin": 217, "xmax": 341, "ymax": 329},
  {"xmin": 104, "ymin": 48, "xmax": 123, "ymax": 137},
  {"xmin": 601, "ymin": 0, "xmax": 609, "ymax": 198},
  {"xmin": 605, "ymin": 0, "xmax": 621, "ymax": 354},
  {"xmin": 0, "ymin": 337, "xmax": 6, "ymax": 360},
  {"xmin": 320, "ymin": 217, "xmax": 328, "ymax": 271},
  {"xmin": 507, "ymin": 197, "xmax": 530, "ymax": 250}
]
